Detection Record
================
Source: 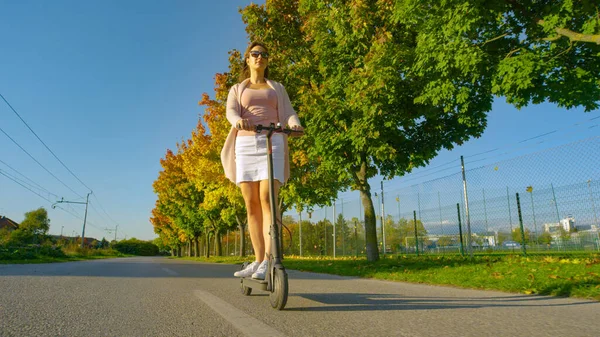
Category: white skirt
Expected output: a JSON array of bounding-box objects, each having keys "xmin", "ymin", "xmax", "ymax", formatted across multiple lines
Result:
[{"xmin": 235, "ymin": 133, "xmax": 284, "ymax": 185}]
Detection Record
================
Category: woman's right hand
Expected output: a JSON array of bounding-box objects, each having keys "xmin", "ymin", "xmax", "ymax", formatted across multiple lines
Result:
[{"xmin": 236, "ymin": 119, "xmax": 253, "ymax": 131}]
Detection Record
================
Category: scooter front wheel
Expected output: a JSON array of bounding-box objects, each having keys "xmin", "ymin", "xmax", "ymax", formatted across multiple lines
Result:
[
  {"xmin": 269, "ymin": 268, "xmax": 288, "ymax": 310},
  {"xmin": 239, "ymin": 262, "xmax": 252, "ymax": 296}
]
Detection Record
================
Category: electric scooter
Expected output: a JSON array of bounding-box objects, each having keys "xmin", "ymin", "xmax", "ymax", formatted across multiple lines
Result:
[{"xmin": 238, "ymin": 122, "xmax": 302, "ymax": 310}]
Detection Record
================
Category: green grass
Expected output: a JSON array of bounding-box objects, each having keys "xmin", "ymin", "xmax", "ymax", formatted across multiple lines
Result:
[
  {"xmin": 0, "ymin": 247, "xmax": 130, "ymax": 264},
  {"xmin": 178, "ymin": 253, "xmax": 600, "ymax": 301}
]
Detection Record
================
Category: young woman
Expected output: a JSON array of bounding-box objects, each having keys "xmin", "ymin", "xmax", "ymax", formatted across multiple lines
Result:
[{"xmin": 220, "ymin": 42, "xmax": 303, "ymax": 279}]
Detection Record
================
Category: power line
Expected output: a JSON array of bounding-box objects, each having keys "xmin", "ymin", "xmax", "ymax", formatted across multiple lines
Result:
[
  {"xmin": 1, "ymin": 93, "xmax": 122, "ymax": 237},
  {"xmin": 0, "ymin": 168, "xmax": 55, "ymax": 200},
  {"xmin": 0, "ymin": 126, "xmax": 83, "ymax": 198},
  {"xmin": 0, "ymin": 158, "xmax": 58, "ymax": 198},
  {"xmin": 1, "ymin": 93, "xmax": 93, "ymax": 192},
  {"xmin": 0, "ymin": 168, "xmax": 105, "ymax": 234},
  {"xmin": 0, "ymin": 169, "xmax": 81, "ymax": 220},
  {"xmin": 92, "ymin": 194, "xmax": 123, "ymax": 230}
]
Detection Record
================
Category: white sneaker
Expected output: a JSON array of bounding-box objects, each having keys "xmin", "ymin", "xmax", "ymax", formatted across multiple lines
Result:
[
  {"xmin": 252, "ymin": 260, "xmax": 268, "ymax": 280},
  {"xmin": 234, "ymin": 261, "xmax": 259, "ymax": 278}
]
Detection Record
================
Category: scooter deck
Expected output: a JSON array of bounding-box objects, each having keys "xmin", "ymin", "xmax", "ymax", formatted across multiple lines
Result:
[{"xmin": 241, "ymin": 276, "xmax": 268, "ymax": 291}]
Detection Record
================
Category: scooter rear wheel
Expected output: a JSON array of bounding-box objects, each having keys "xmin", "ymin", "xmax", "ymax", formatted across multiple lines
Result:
[{"xmin": 269, "ymin": 268, "xmax": 288, "ymax": 310}]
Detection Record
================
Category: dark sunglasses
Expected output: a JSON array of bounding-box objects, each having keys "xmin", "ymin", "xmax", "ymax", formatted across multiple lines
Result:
[{"xmin": 249, "ymin": 50, "xmax": 269, "ymax": 59}]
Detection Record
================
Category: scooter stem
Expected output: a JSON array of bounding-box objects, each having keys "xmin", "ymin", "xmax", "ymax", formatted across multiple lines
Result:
[{"xmin": 266, "ymin": 123, "xmax": 282, "ymax": 267}]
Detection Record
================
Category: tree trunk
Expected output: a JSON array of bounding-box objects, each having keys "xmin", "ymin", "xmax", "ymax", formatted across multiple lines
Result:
[
  {"xmin": 194, "ymin": 235, "xmax": 200, "ymax": 257},
  {"xmin": 205, "ymin": 231, "xmax": 210, "ymax": 258},
  {"xmin": 187, "ymin": 240, "xmax": 191, "ymax": 257},
  {"xmin": 177, "ymin": 245, "xmax": 182, "ymax": 257},
  {"xmin": 238, "ymin": 220, "xmax": 247, "ymax": 257},
  {"xmin": 356, "ymin": 158, "xmax": 379, "ymax": 262},
  {"xmin": 215, "ymin": 232, "xmax": 222, "ymax": 256}
]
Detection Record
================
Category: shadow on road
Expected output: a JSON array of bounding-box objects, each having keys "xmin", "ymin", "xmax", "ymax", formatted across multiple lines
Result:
[{"xmin": 286, "ymin": 292, "xmax": 598, "ymax": 311}]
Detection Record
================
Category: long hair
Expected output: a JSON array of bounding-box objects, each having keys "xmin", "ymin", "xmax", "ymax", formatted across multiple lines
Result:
[{"xmin": 239, "ymin": 42, "xmax": 269, "ymax": 82}]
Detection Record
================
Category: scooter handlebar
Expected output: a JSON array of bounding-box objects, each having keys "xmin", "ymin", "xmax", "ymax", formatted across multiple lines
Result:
[{"xmin": 254, "ymin": 123, "xmax": 304, "ymax": 135}]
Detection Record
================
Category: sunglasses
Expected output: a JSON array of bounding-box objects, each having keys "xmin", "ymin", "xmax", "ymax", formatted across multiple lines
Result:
[{"xmin": 249, "ymin": 50, "xmax": 269, "ymax": 59}]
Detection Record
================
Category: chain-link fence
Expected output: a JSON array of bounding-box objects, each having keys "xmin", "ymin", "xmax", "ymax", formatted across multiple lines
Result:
[{"xmin": 217, "ymin": 137, "xmax": 600, "ymax": 257}]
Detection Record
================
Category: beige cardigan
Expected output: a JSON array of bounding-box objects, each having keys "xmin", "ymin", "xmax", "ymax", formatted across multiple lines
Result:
[{"xmin": 220, "ymin": 79, "xmax": 302, "ymax": 184}]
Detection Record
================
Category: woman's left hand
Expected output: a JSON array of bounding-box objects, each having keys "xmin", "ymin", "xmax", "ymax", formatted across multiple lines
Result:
[{"xmin": 290, "ymin": 125, "xmax": 304, "ymax": 136}]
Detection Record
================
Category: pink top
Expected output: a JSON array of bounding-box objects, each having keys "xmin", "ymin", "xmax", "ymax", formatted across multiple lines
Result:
[
  {"xmin": 221, "ymin": 79, "xmax": 302, "ymax": 184},
  {"xmin": 237, "ymin": 88, "xmax": 278, "ymax": 137}
]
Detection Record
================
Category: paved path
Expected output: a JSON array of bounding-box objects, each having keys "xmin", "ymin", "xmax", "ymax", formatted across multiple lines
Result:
[{"xmin": 1, "ymin": 257, "xmax": 598, "ymax": 336}]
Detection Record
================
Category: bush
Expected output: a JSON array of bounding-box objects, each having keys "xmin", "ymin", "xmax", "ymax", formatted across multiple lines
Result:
[
  {"xmin": 0, "ymin": 244, "xmax": 65, "ymax": 260},
  {"xmin": 39, "ymin": 244, "xmax": 66, "ymax": 258},
  {"xmin": 112, "ymin": 238, "xmax": 159, "ymax": 256}
]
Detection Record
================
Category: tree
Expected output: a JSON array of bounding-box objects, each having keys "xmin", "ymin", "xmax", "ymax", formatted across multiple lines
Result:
[
  {"xmin": 437, "ymin": 236, "xmax": 453, "ymax": 248},
  {"xmin": 241, "ymin": 1, "xmax": 350, "ymax": 223},
  {"xmin": 194, "ymin": 73, "xmax": 250, "ymax": 257},
  {"xmin": 538, "ymin": 231, "xmax": 553, "ymax": 246},
  {"xmin": 238, "ymin": 1, "xmax": 599, "ymax": 262},
  {"xmin": 512, "ymin": 228, "xmax": 531, "ymax": 244},
  {"xmin": 398, "ymin": 218, "xmax": 428, "ymax": 250},
  {"xmin": 19, "ymin": 207, "xmax": 50, "ymax": 236}
]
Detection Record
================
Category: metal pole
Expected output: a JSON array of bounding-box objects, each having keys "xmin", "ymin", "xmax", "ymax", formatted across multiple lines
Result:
[
  {"xmin": 438, "ymin": 191, "xmax": 443, "ymax": 236},
  {"xmin": 417, "ymin": 192, "xmax": 422, "ymax": 221},
  {"xmin": 354, "ymin": 219, "xmax": 358, "ymax": 257},
  {"xmin": 457, "ymin": 204, "xmax": 465, "ymax": 256},
  {"xmin": 413, "ymin": 210, "xmax": 419, "ymax": 256},
  {"xmin": 333, "ymin": 201, "xmax": 336, "ymax": 259},
  {"xmin": 483, "ymin": 188, "xmax": 489, "ymax": 234},
  {"xmin": 81, "ymin": 192, "xmax": 90, "ymax": 248},
  {"xmin": 381, "ymin": 181, "xmax": 386, "ymax": 256},
  {"xmin": 341, "ymin": 199, "xmax": 345, "ymax": 256},
  {"xmin": 114, "ymin": 224, "xmax": 118, "ymax": 242},
  {"xmin": 588, "ymin": 180, "xmax": 599, "ymax": 227},
  {"xmin": 507, "ymin": 186, "xmax": 513, "ymax": 234},
  {"xmin": 516, "ymin": 193, "xmax": 527, "ymax": 256},
  {"xmin": 299, "ymin": 210, "xmax": 302, "ymax": 257},
  {"xmin": 529, "ymin": 188, "xmax": 538, "ymax": 244},
  {"xmin": 324, "ymin": 207, "xmax": 327, "ymax": 256},
  {"xmin": 460, "ymin": 156, "xmax": 473, "ymax": 258},
  {"xmin": 551, "ymin": 183, "xmax": 561, "ymax": 225},
  {"xmin": 396, "ymin": 195, "xmax": 400, "ymax": 222}
]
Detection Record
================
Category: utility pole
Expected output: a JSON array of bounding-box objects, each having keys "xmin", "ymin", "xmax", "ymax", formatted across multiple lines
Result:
[
  {"xmin": 53, "ymin": 192, "xmax": 91, "ymax": 248},
  {"xmin": 332, "ymin": 203, "xmax": 336, "ymax": 258},
  {"xmin": 381, "ymin": 181, "xmax": 386, "ymax": 256}
]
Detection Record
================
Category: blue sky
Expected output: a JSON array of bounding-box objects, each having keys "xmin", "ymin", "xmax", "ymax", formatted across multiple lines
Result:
[{"xmin": 1, "ymin": 1, "xmax": 598, "ymax": 241}]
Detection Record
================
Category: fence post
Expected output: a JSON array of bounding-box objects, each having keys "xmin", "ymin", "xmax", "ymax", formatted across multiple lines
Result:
[
  {"xmin": 507, "ymin": 186, "xmax": 513, "ymax": 235},
  {"xmin": 516, "ymin": 193, "xmax": 528, "ymax": 257},
  {"xmin": 438, "ymin": 191, "xmax": 444, "ymax": 237},
  {"xmin": 413, "ymin": 210, "xmax": 419, "ymax": 256},
  {"xmin": 461, "ymin": 156, "xmax": 474, "ymax": 258},
  {"xmin": 299, "ymin": 210, "xmax": 302, "ymax": 257},
  {"xmin": 457, "ymin": 203, "xmax": 465, "ymax": 256}
]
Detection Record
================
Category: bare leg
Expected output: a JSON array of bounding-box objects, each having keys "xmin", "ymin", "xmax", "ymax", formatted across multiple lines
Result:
[
  {"xmin": 240, "ymin": 182, "xmax": 264, "ymax": 262},
  {"xmin": 259, "ymin": 179, "xmax": 280, "ymax": 260}
]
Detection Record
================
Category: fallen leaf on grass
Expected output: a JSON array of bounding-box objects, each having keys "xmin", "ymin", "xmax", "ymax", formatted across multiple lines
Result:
[
  {"xmin": 491, "ymin": 272, "xmax": 503, "ymax": 279},
  {"xmin": 548, "ymin": 275, "xmax": 560, "ymax": 279}
]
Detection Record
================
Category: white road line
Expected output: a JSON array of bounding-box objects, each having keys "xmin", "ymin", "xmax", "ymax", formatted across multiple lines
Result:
[
  {"xmin": 162, "ymin": 267, "xmax": 178, "ymax": 276},
  {"xmin": 194, "ymin": 290, "xmax": 286, "ymax": 337}
]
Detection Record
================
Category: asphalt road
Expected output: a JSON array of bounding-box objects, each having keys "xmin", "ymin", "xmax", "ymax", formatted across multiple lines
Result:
[{"xmin": 1, "ymin": 256, "xmax": 599, "ymax": 337}]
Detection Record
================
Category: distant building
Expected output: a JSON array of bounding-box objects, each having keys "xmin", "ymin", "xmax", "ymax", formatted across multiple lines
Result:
[
  {"xmin": 544, "ymin": 215, "xmax": 576, "ymax": 234},
  {"xmin": 560, "ymin": 216, "xmax": 576, "ymax": 232},
  {"xmin": 0, "ymin": 215, "xmax": 19, "ymax": 232},
  {"xmin": 543, "ymin": 222, "xmax": 562, "ymax": 234}
]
